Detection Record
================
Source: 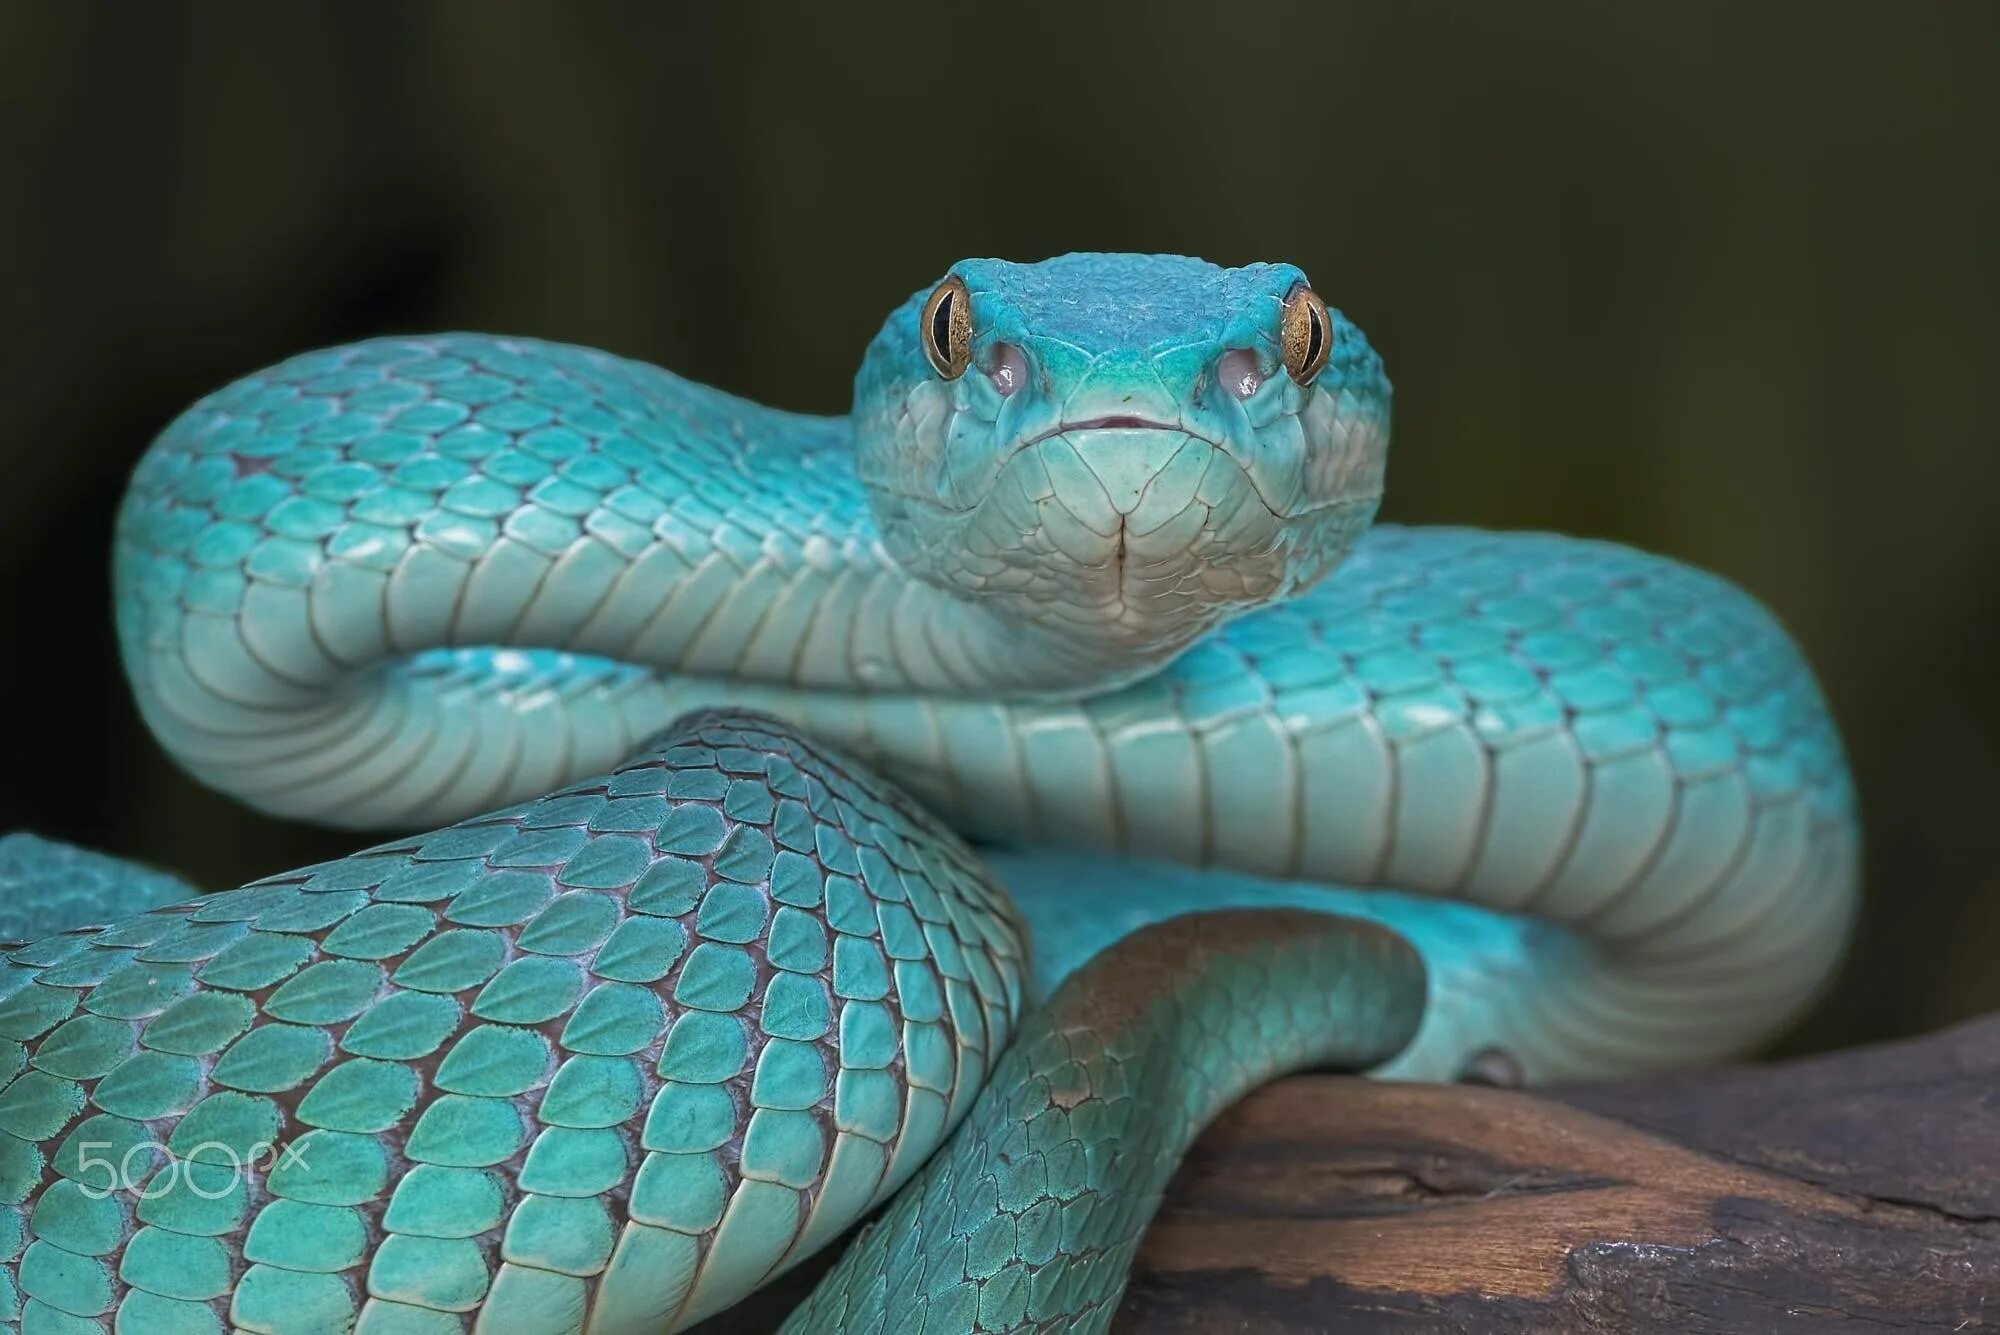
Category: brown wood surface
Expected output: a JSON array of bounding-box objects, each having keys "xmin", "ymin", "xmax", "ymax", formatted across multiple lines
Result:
[{"xmin": 706, "ymin": 1016, "xmax": 2000, "ymax": 1331}]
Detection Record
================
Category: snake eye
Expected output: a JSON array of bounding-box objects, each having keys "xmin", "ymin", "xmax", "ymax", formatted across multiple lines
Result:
[
  {"xmin": 920, "ymin": 276, "xmax": 972, "ymax": 380},
  {"xmin": 1280, "ymin": 283, "xmax": 1331, "ymax": 386}
]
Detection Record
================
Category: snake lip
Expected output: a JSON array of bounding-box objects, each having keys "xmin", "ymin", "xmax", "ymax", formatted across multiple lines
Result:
[
  {"xmin": 1019, "ymin": 416, "xmax": 1187, "ymax": 448},
  {"xmin": 1061, "ymin": 415, "xmax": 1179, "ymax": 432}
]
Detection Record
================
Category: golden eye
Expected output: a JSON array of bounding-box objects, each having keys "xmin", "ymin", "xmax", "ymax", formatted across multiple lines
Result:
[
  {"xmin": 920, "ymin": 275, "xmax": 973, "ymax": 380},
  {"xmin": 1281, "ymin": 283, "xmax": 1331, "ymax": 386}
]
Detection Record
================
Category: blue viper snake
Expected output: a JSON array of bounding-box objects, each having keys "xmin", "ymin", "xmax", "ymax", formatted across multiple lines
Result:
[{"xmin": 0, "ymin": 254, "xmax": 1857, "ymax": 1331}]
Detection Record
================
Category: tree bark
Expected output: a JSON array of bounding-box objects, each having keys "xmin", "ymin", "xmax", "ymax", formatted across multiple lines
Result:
[{"xmin": 706, "ymin": 1017, "xmax": 2000, "ymax": 1331}]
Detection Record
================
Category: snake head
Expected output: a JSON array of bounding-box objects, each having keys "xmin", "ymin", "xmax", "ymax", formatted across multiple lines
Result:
[{"xmin": 853, "ymin": 253, "xmax": 1390, "ymax": 675}]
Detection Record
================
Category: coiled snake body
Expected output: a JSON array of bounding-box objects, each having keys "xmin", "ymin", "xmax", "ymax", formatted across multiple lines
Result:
[{"xmin": 0, "ymin": 254, "xmax": 1857, "ymax": 1332}]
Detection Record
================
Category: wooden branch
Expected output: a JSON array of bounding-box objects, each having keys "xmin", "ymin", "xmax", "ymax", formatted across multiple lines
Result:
[{"xmin": 702, "ymin": 1018, "xmax": 2000, "ymax": 1331}]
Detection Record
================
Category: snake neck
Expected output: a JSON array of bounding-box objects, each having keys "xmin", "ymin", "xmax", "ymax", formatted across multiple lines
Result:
[
  {"xmin": 113, "ymin": 332, "xmax": 1200, "ymax": 716},
  {"xmin": 784, "ymin": 515, "xmax": 1191, "ymax": 701}
]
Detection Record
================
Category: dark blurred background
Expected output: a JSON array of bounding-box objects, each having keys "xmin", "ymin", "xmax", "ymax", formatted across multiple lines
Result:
[{"xmin": 1, "ymin": 2, "xmax": 1994, "ymax": 1058}]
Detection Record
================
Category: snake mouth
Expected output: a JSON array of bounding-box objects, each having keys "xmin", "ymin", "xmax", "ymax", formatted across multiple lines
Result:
[
  {"xmin": 1013, "ymin": 416, "xmax": 1190, "ymax": 451},
  {"xmin": 1057, "ymin": 415, "xmax": 1180, "ymax": 434}
]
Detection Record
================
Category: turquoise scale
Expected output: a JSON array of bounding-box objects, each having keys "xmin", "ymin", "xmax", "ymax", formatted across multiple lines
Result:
[{"xmin": 0, "ymin": 715, "xmax": 1024, "ymax": 1332}]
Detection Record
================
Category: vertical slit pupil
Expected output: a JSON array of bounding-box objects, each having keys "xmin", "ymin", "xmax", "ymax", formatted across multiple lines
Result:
[
  {"xmin": 931, "ymin": 292, "xmax": 956, "ymax": 361},
  {"xmin": 1305, "ymin": 307, "xmax": 1325, "ymax": 374}
]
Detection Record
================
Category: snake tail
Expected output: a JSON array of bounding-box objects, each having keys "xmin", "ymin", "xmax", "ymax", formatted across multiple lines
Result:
[
  {"xmin": 783, "ymin": 908, "xmax": 1425, "ymax": 1333},
  {"xmin": 0, "ymin": 712, "xmax": 1028, "ymax": 1333}
]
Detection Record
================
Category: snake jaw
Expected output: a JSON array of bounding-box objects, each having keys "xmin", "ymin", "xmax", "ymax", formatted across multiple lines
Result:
[
  {"xmin": 869, "ymin": 426, "xmax": 1303, "ymax": 667},
  {"xmin": 866, "ymin": 395, "xmax": 1387, "ymax": 679}
]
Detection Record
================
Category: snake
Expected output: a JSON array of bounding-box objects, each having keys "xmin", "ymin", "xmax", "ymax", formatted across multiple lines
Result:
[{"xmin": 0, "ymin": 253, "xmax": 1858, "ymax": 1333}]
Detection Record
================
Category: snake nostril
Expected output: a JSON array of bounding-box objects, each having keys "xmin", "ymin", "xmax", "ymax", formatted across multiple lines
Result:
[
  {"xmin": 986, "ymin": 342, "xmax": 1029, "ymax": 397},
  {"xmin": 1217, "ymin": 348, "xmax": 1263, "ymax": 400}
]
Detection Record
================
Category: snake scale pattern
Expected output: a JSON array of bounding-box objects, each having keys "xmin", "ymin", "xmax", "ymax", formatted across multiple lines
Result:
[{"xmin": 0, "ymin": 254, "xmax": 1858, "ymax": 1332}]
